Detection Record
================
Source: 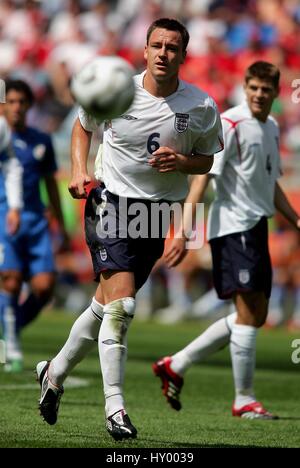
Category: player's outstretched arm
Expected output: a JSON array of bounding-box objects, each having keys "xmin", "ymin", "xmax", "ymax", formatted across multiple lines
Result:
[
  {"xmin": 68, "ymin": 118, "xmax": 93, "ymax": 199},
  {"xmin": 274, "ymin": 182, "xmax": 300, "ymax": 230},
  {"xmin": 149, "ymin": 146, "xmax": 214, "ymax": 174}
]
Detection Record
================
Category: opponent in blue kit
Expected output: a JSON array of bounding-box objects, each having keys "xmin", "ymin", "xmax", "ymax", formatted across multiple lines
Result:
[
  {"xmin": 153, "ymin": 62, "xmax": 300, "ymax": 420},
  {"xmin": 0, "ymin": 80, "xmax": 68, "ymax": 372},
  {"xmin": 0, "ymin": 117, "xmax": 22, "ymax": 237},
  {"xmin": 35, "ymin": 18, "xmax": 224, "ymax": 440},
  {"xmin": 0, "ymin": 104, "xmax": 23, "ymax": 366}
]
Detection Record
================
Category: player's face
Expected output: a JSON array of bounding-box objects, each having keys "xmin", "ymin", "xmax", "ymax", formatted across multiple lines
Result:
[
  {"xmin": 244, "ymin": 78, "xmax": 278, "ymax": 122},
  {"xmin": 144, "ymin": 28, "xmax": 186, "ymax": 82},
  {"xmin": 3, "ymin": 90, "xmax": 30, "ymax": 128}
]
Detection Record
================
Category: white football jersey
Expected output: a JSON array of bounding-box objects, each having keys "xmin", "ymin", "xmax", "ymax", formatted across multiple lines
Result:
[
  {"xmin": 207, "ymin": 101, "xmax": 281, "ymax": 240},
  {"xmin": 79, "ymin": 71, "xmax": 223, "ymax": 201},
  {"xmin": 0, "ymin": 116, "xmax": 23, "ymax": 209}
]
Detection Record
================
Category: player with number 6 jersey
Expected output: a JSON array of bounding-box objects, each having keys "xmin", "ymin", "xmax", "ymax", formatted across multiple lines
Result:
[
  {"xmin": 36, "ymin": 17, "xmax": 224, "ymax": 441},
  {"xmin": 79, "ymin": 71, "xmax": 223, "ymax": 202}
]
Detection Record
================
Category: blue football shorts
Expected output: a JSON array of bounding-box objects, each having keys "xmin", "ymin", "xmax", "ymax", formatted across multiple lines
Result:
[{"xmin": 0, "ymin": 209, "xmax": 55, "ymax": 278}]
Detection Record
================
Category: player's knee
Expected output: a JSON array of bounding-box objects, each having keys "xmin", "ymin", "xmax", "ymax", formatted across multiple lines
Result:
[
  {"xmin": 1, "ymin": 273, "xmax": 22, "ymax": 295},
  {"xmin": 104, "ymin": 297, "xmax": 136, "ymax": 320},
  {"xmin": 31, "ymin": 275, "xmax": 55, "ymax": 301},
  {"xmin": 255, "ymin": 310, "xmax": 268, "ymax": 328},
  {"xmin": 103, "ymin": 297, "xmax": 136, "ymax": 341},
  {"xmin": 235, "ymin": 291, "xmax": 268, "ymax": 328},
  {"xmin": 237, "ymin": 310, "xmax": 267, "ymax": 328},
  {"xmin": 32, "ymin": 284, "xmax": 54, "ymax": 303},
  {"xmin": 245, "ymin": 306, "xmax": 268, "ymax": 327}
]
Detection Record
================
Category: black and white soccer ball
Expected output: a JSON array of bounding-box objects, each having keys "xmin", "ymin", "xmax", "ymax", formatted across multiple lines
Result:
[{"xmin": 71, "ymin": 56, "xmax": 135, "ymax": 120}]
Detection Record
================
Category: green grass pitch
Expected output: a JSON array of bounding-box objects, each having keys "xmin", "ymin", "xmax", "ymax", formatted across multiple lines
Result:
[{"xmin": 0, "ymin": 310, "xmax": 299, "ymax": 448}]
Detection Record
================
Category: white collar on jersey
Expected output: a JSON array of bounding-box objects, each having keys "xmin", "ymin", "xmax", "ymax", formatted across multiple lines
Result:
[{"xmin": 135, "ymin": 70, "xmax": 186, "ymax": 96}]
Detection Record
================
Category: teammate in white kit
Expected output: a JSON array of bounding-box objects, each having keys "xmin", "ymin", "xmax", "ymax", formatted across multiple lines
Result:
[
  {"xmin": 153, "ymin": 61, "xmax": 300, "ymax": 419},
  {"xmin": 35, "ymin": 18, "xmax": 223, "ymax": 440}
]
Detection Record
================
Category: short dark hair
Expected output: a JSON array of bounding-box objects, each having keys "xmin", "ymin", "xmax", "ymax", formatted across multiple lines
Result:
[
  {"xmin": 146, "ymin": 18, "xmax": 190, "ymax": 52},
  {"xmin": 5, "ymin": 79, "xmax": 34, "ymax": 106},
  {"xmin": 245, "ymin": 61, "xmax": 280, "ymax": 90}
]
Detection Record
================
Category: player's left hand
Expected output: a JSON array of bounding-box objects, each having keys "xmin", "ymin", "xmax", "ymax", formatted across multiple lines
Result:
[
  {"xmin": 6, "ymin": 209, "xmax": 20, "ymax": 235},
  {"xmin": 164, "ymin": 237, "xmax": 187, "ymax": 268},
  {"xmin": 149, "ymin": 147, "xmax": 178, "ymax": 173}
]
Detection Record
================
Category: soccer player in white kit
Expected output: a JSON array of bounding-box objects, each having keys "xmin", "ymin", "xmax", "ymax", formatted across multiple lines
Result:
[
  {"xmin": 35, "ymin": 18, "xmax": 224, "ymax": 440},
  {"xmin": 153, "ymin": 61, "xmax": 300, "ymax": 419}
]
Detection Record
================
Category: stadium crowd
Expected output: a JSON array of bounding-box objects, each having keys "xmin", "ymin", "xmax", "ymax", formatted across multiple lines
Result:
[
  {"xmin": 0, "ymin": 0, "xmax": 299, "ymax": 326},
  {"xmin": 0, "ymin": 0, "xmax": 299, "ymax": 154}
]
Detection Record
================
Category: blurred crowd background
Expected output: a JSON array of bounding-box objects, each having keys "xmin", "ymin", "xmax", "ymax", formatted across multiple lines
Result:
[{"xmin": 1, "ymin": 0, "xmax": 299, "ymax": 326}]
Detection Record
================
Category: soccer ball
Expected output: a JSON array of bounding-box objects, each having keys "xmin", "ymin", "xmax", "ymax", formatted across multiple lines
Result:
[{"xmin": 71, "ymin": 56, "xmax": 135, "ymax": 120}]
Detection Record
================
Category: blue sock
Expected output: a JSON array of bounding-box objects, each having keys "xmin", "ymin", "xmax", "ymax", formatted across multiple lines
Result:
[{"xmin": 17, "ymin": 293, "xmax": 49, "ymax": 328}]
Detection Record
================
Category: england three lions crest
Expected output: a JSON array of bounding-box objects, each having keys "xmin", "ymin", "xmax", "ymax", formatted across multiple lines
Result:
[{"xmin": 174, "ymin": 113, "xmax": 189, "ymax": 133}]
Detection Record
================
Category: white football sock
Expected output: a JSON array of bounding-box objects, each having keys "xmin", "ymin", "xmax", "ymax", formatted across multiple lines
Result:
[
  {"xmin": 192, "ymin": 288, "xmax": 225, "ymax": 318},
  {"xmin": 3, "ymin": 305, "xmax": 23, "ymax": 361},
  {"xmin": 49, "ymin": 297, "xmax": 103, "ymax": 386},
  {"xmin": 170, "ymin": 312, "xmax": 237, "ymax": 376},
  {"xmin": 99, "ymin": 297, "xmax": 135, "ymax": 417},
  {"xmin": 230, "ymin": 323, "xmax": 257, "ymax": 408}
]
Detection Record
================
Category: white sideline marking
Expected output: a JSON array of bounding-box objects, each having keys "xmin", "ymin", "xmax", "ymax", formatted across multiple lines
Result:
[{"xmin": 0, "ymin": 376, "xmax": 89, "ymax": 390}]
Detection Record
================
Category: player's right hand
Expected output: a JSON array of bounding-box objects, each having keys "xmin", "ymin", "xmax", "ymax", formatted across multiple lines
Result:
[
  {"xmin": 68, "ymin": 174, "xmax": 92, "ymax": 199},
  {"xmin": 164, "ymin": 237, "xmax": 187, "ymax": 268}
]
